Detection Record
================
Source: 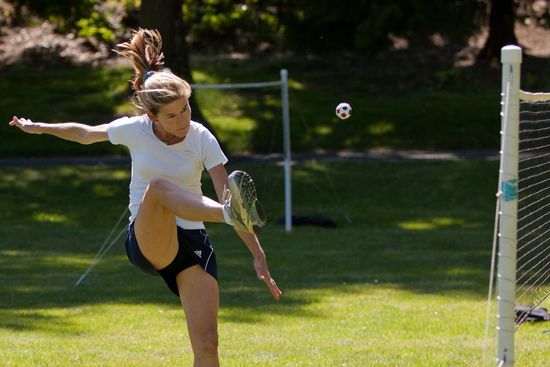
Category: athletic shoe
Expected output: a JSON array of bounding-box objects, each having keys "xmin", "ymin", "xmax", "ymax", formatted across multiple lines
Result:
[{"xmin": 224, "ymin": 170, "xmax": 266, "ymax": 233}]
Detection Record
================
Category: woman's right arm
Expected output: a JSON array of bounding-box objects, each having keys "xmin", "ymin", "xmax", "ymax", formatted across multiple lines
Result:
[{"xmin": 9, "ymin": 116, "xmax": 109, "ymax": 145}]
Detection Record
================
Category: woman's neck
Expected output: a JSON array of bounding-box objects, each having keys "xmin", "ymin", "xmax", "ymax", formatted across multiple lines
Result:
[{"xmin": 152, "ymin": 122, "xmax": 180, "ymax": 144}]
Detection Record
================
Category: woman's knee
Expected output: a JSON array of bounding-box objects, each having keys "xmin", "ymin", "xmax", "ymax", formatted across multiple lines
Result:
[{"xmin": 144, "ymin": 177, "xmax": 169, "ymax": 202}]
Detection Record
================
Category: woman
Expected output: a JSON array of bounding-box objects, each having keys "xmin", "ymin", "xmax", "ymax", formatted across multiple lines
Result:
[{"xmin": 9, "ymin": 28, "xmax": 282, "ymax": 367}]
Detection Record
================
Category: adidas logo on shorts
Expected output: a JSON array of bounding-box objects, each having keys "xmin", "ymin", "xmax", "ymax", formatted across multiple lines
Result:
[{"xmin": 194, "ymin": 250, "xmax": 202, "ymax": 258}]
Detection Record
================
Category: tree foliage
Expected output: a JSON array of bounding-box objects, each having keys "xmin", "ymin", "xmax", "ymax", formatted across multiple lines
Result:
[
  {"xmin": 183, "ymin": 0, "xmax": 284, "ymax": 52},
  {"xmin": 9, "ymin": 0, "xmax": 96, "ymax": 26},
  {"xmin": 177, "ymin": 0, "xmax": 488, "ymax": 53},
  {"xmin": 3, "ymin": 0, "xmax": 549, "ymax": 55}
]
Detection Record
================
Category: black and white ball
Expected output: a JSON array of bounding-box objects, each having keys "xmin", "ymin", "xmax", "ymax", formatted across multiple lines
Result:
[{"xmin": 335, "ymin": 102, "xmax": 352, "ymax": 120}]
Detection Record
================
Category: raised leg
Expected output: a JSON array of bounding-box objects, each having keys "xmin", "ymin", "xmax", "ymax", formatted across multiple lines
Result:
[{"xmin": 134, "ymin": 178, "xmax": 225, "ymax": 268}]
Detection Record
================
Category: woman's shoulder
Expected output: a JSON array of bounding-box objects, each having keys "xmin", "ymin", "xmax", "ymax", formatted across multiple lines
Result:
[
  {"xmin": 189, "ymin": 121, "xmax": 220, "ymax": 145},
  {"xmin": 190, "ymin": 120, "xmax": 203, "ymax": 130},
  {"xmin": 107, "ymin": 114, "xmax": 150, "ymax": 145},
  {"xmin": 108, "ymin": 114, "xmax": 150, "ymax": 131},
  {"xmin": 190, "ymin": 120, "xmax": 214, "ymax": 136},
  {"xmin": 110, "ymin": 114, "xmax": 148, "ymax": 125}
]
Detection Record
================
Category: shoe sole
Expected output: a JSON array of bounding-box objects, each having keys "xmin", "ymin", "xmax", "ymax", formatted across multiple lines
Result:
[{"xmin": 228, "ymin": 171, "xmax": 266, "ymax": 232}]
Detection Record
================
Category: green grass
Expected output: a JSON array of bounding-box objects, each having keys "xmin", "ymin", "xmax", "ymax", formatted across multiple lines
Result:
[
  {"xmin": 0, "ymin": 55, "xmax": 507, "ymax": 157},
  {"xmin": 189, "ymin": 55, "xmax": 503, "ymax": 153},
  {"xmin": 0, "ymin": 66, "xmax": 131, "ymax": 157},
  {"xmin": 1, "ymin": 160, "xmax": 548, "ymax": 366}
]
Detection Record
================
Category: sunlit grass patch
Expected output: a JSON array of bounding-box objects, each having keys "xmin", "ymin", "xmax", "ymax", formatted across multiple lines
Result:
[
  {"xmin": 396, "ymin": 216, "xmax": 472, "ymax": 230},
  {"xmin": 0, "ymin": 160, "xmax": 548, "ymax": 366},
  {"xmin": 31, "ymin": 212, "xmax": 69, "ymax": 223}
]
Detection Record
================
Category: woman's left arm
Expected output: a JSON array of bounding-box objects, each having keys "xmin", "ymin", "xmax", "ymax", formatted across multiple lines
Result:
[{"xmin": 208, "ymin": 164, "xmax": 283, "ymax": 300}]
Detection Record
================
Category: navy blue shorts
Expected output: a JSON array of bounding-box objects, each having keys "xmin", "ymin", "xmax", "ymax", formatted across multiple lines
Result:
[{"xmin": 125, "ymin": 222, "xmax": 218, "ymax": 296}]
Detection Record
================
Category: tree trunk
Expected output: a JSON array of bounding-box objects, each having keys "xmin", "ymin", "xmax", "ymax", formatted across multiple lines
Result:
[
  {"xmin": 478, "ymin": 0, "xmax": 519, "ymax": 61},
  {"xmin": 139, "ymin": 0, "xmax": 224, "ymax": 150}
]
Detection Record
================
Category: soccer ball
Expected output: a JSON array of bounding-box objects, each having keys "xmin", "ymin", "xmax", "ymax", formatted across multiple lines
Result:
[{"xmin": 335, "ymin": 102, "xmax": 352, "ymax": 120}]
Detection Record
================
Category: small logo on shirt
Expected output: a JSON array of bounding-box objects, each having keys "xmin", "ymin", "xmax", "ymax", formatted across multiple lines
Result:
[{"xmin": 194, "ymin": 250, "xmax": 202, "ymax": 258}]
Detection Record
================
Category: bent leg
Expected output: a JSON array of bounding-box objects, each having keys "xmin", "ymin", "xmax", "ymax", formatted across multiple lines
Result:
[
  {"xmin": 177, "ymin": 266, "xmax": 220, "ymax": 367},
  {"xmin": 135, "ymin": 178, "xmax": 225, "ymax": 269},
  {"xmin": 147, "ymin": 178, "xmax": 225, "ymax": 223}
]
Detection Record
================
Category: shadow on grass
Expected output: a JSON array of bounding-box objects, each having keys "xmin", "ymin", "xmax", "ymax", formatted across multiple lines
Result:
[
  {"xmin": 0, "ymin": 310, "xmax": 80, "ymax": 334},
  {"xmin": 0, "ymin": 160, "xmax": 498, "ymax": 332}
]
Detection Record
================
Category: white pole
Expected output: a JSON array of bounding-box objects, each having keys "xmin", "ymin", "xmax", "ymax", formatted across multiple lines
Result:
[
  {"xmin": 280, "ymin": 69, "xmax": 292, "ymax": 232},
  {"xmin": 192, "ymin": 73, "xmax": 291, "ymax": 231},
  {"xmin": 497, "ymin": 45, "xmax": 522, "ymax": 367}
]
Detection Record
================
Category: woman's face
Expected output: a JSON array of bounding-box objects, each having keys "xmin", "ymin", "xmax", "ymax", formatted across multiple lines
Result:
[{"xmin": 155, "ymin": 97, "xmax": 191, "ymax": 137}]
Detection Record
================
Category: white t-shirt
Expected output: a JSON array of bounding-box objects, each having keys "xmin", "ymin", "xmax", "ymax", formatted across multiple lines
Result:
[{"xmin": 107, "ymin": 115, "xmax": 228, "ymax": 229}]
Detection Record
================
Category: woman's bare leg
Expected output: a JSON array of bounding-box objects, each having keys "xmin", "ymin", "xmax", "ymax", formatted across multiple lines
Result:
[
  {"xmin": 177, "ymin": 266, "xmax": 220, "ymax": 367},
  {"xmin": 134, "ymin": 178, "xmax": 224, "ymax": 269},
  {"xmin": 134, "ymin": 179, "xmax": 220, "ymax": 366},
  {"xmin": 148, "ymin": 178, "xmax": 225, "ymax": 222}
]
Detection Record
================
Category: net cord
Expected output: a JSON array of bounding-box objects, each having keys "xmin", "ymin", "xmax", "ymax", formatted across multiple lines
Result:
[
  {"xmin": 74, "ymin": 207, "xmax": 129, "ymax": 288},
  {"xmin": 519, "ymin": 91, "xmax": 550, "ymax": 102},
  {"xmin": 516, "ymin": 256, "xmax": 550, "ymax": 299},
  {"xmin": 517, "ymin": 184, "xmax": 550, "ymax": 216},
  {"xmin": 515, "ymin": 92, "xmax": 550, "ymax": 326},
  {"xmin": 515, "ymin": 292, "xmax": 550, "ymax": 327}
]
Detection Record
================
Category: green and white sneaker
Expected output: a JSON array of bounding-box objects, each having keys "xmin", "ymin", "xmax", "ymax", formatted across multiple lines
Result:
[{"xmin": 223, "ymin": 170, "xmax": 266, "ymax": 233}]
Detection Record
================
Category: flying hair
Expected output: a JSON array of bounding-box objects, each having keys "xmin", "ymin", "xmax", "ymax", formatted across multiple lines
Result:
[
  {"xmin": 114, "ymin": 28, "xmax": 165, "ymax": 92},
  {"xmin": 114, "ymin": 28, "xmax": 191, "ymax": 115}
]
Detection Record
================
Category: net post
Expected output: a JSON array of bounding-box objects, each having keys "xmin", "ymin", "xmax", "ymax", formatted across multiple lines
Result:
[
  {"xmin": 497, "ymin": 45, "xmax": 522, "ymax": 367},
  {"xmin": 280, "ymin": 69, "xmax": 292, "ymax": 232}
]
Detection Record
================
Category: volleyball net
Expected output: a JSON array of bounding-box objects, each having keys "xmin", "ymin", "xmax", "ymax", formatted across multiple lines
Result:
[
  {"xmin": 192, "ymin": 70, "xmax": 293, "ymax": 232},
  {"xmin": 516, "ymin": 91, "xmax": 550, "ymax": 324},
  {"xmin": 492, "ymin": 46, "xmax": 550, "ymax": 366}
]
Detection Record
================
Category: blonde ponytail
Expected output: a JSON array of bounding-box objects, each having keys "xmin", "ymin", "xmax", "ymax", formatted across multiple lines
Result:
[
  {"xmin": 114, "ymin": 28, "xmax": 191, "ymax": 115},
  {"xmin": 114, "ymin": 28, "xmax": 165, "ymax": 92}
]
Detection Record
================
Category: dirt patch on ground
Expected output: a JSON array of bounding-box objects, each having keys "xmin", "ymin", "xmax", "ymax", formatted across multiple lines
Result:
[{"xmin": 0, "ymin": 22, "xmax": 111, "ymax": 69}]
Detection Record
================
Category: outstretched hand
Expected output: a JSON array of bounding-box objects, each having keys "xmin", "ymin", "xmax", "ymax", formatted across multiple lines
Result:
[
  {"xmin": 253, "ymin": 253, "xmax": 283, "ymax": 300},
  {"xmin": 9, "ymin": 116, "xmax": 41, "ymax": 134}
]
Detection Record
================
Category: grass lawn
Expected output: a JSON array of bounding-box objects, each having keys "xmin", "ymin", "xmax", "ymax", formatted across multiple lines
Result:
[
  {"xmin": 0, "ymin": 159, "xmax": 548, "ymax": 366},
  {"xmin": 0, "ymin": 54, "xmax": 508, "ymax": 157}
]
